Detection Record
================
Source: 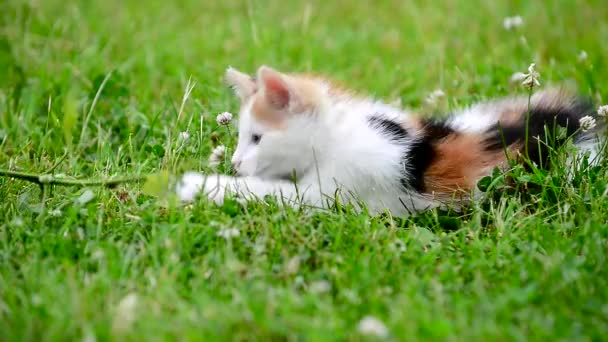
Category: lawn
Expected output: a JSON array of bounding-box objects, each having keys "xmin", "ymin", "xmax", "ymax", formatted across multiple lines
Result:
[{"xmin": 1, "ymin": 0, "xmax": 608, "ymax": 340}]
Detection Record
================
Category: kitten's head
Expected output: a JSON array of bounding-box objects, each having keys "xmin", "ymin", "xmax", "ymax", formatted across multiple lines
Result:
[{"xmin": 225, "ymin": 66, "xmax": 327, "ymax": 180}]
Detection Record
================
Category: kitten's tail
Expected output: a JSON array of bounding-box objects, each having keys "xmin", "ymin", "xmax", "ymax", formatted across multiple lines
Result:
[{"xmin": 484, "ymin": 89, "xmax": 605, "ymax": 167}]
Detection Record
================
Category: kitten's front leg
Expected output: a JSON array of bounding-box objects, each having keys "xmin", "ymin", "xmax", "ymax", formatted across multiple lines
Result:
[
  {"xmin": 176, "ymin": 172, "xmax": 232, "ymax": 204},
  {"xmin": 176, "ymin": 172, "xmax": 321, "ymax": 207}
]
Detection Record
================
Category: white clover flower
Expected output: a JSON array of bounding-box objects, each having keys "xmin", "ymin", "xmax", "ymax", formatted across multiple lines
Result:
[
  {"xmin": 112, "ymin": 292, "xmax": 138, "ymax": 333},
  {"xmin": 209, "ymin": 145, "xmax": 227, "ymax": 168},
  {"xmin": 92, "ymin": 249, "xmax": 105, "ymax": 260},
  {"xmin": 391, "ymin": 239, "xmax": 407, "ymax": 253},
  {"xmin": 82, "ymin": 330, "xmax": 97, "ymax": 342},
  {"xmin": 522, "ymin": 63, "xmax": 540, "ymax": 89},
  {"xmin": 31, "ymin": 294, "xmax": 42, "ymax": 306},
  {"xmin": 77, "ymin": 189, "xmax": 95, "ymax": 205},
  {"xmin": 216, "ymin": 112, "xmax": 233, "ymax": 126},
  {"xmin": 217, "ymin": 227, "xmax": 240, "ymax": 239},
  {"xmin": 579, "ymin": 116, "xmax": 597, "ymax": 132},
  {"xmin": 424, "ymin": 89, "xmax": 446, "ymax": 106},
  {"xmin": 357, "ymin": 316, "xmax": 389, "ymax": 338},
  {"xmin": 512, "ymin": 16, "xmax": 524, "ymax": 27},
  {"xmin": 509, "ymin": 72, "xmax": 527, "ymax": 84},
  {"xmin": 49, "ymin": 209, "xmax": 63, "ymax": 217},
  {"xmin": 519, "ymin": 35, "xmax": 528, "ymax": 45},
  {"xmin": 309, "ymin": 280, "xmax": 331, "ymax": 294},
  {"xmin": 597, "ymin": 105, "xmax": 608, "ymax": 117},
  {"xmin": 503, "ymin": 16, "xmax": 523, "ymax": 30},
  {"xmin": 176, "ymin": 172, "xmax": 205, "ymax": 202},
  {"xmin": 577, "ymin": 50, "xmax": 588, "ymax": 62},
  {"xmin": 178, "ymin": 131, "xmax": 190, "ymax": 142},
  {"xmin": 562, "ymin": 203, "xmax": 570, "ymax": 215},
  {"xmin": 169, "ymin": 252, "xmax": 179, "ymax": 263},
  {"xmin": 285, "ymin": 256, "xmax": 300, "ymax": 275},
  {"xmin": 77, "ymin": 227, "xmax": 85, "ymax": 240}
]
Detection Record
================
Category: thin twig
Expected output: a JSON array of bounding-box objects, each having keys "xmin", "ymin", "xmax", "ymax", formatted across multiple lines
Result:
[{"xmin": 0, "ymin": 170, "xmax": 145, "ymax": 187}]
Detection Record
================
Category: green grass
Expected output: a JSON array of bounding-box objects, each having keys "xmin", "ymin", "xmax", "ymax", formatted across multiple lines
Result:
[{"xmin": 1, "ymin": 0, "xmax": 608, "ymax": 340}]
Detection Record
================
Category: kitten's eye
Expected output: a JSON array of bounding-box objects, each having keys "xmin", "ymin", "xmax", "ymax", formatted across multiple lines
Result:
[{"xmin": 251, "ymin": 134, "xmax": 262, "ymax": 144}]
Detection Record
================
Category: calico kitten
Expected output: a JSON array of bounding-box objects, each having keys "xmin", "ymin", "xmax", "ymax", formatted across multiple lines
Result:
[{"xmin": 176, "ymin": 66, "xmax": 603, "ymax": 215}]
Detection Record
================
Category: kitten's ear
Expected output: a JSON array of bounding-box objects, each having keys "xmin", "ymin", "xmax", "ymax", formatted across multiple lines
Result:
[
  {"xmin": 225, "ymin": 67, "xmax": 256, "ymax": 101},
  {"xmin": 257, "ymin": 66, "xmax": 292, "ymax": 110}
]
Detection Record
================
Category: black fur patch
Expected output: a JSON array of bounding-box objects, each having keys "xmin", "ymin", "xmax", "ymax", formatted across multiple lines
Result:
[
  {"xmin": 483, "ymin": 97, "xmax": 595, "ymax": 167},
  {"xmin": 421, "ymin": 118, "xmax": 455, "ymax": 141},
  {"xmin": 368, "ymin": 116, "xmax": 409, "ymax": 143},
  {"xmin": 405, "ymin": 118, "xmax": 457, "ymax": 192},
  {"xmin": 406, "ymin": 138, "xmax": 436, "ymax": 192},
  {"xmin": 368, "ymin": 116, "xmax": 425, "ymax": 191},
  {"xmin": 367, "ymin": 116, "xmax": 456, "ymax": 192}
]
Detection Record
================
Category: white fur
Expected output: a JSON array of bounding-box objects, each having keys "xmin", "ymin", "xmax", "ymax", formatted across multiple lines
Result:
[
  {"xmin": 448, "ymin": 104, "xmax": 501, "ymax": 132},
  {"xmin": 226, "ymin": 97, "xmax": 431, "ymax": 214},
  {"xmin": 178, "ymin": 72, "xmax": 436, "ymax": 215}
]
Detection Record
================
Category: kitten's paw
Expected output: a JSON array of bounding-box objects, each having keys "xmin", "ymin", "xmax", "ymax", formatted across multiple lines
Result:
[
  {"xmin": 176, "ymin": 172, "xmax": 230, "ymax": 205},
  {"xmin": 176, "ymin": 172, "xmax": 205, "ymax": 202}
]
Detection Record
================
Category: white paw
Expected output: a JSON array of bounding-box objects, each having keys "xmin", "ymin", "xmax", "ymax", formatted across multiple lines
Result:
[
  {"xmin": 176, "ymin": 172, "xmax": 230, "ymax": 205},
  {"xmin": 176, "ymin": 172, "xmax": 205, "ymax": 202}
]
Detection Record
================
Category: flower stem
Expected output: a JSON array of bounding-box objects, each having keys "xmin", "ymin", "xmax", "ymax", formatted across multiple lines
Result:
[{"xmin": 525, "ymin": 87, "xmax": 533, "ymax": 159}]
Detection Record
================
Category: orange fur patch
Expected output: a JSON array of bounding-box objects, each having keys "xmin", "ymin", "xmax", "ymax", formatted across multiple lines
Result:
[
  {"xmin": 288, "ymin": 72, "xmax": 355, "ymax": 99},
  {"xmin": 251, "ymin": 96, "xmax": 287, "ymax": 129},
  {"xmin": 289, "ymin": 76, "xmax": 324, "ymax": 110},
  {"xmin": 424, "ymin": 133, "xmax": 512, "ymax": 197},
  {"xmin": 251, "ymin": 74, "xmax": 323, "ymax": 128}
]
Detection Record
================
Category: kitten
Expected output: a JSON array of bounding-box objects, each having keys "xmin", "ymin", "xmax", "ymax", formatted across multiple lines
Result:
[{"xmin": 176, "ymin": 65, "xmax": 603, "ymax": 215}]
